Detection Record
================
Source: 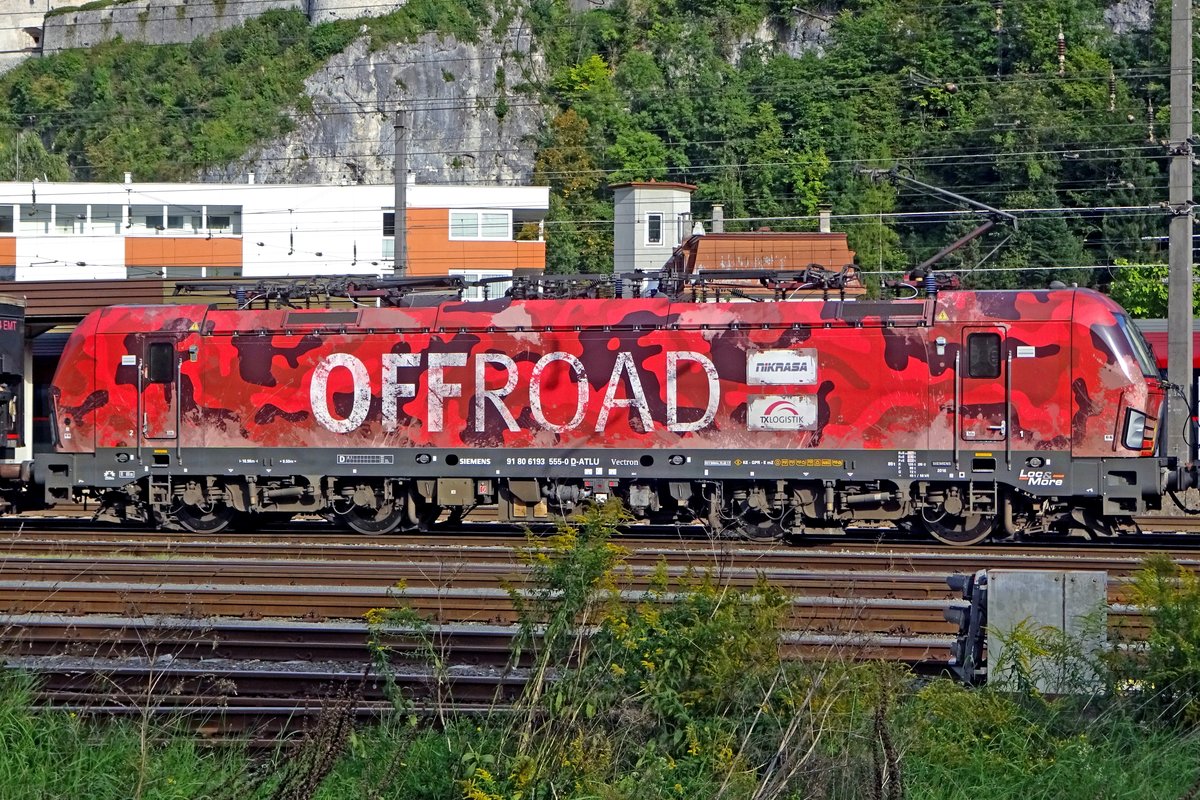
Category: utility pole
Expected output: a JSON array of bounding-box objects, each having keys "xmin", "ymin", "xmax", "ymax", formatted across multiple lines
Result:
[
  {"xmin": 1167, "ymin": 0, "xmax": 1193, "ymax": 463},
  {"xmin": 393, "ymin": 109, "xmax": 408, "ymax": 276}
]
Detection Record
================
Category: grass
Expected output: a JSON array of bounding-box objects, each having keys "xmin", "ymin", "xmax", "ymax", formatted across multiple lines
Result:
[
  {"xmin": 4, "ymin": 518, "xmax": 1200, "ymax": 799},
  {"xmin": 4, "ymin": 670, "xmax": 1200, "ymax": 799},
  {"xmin": 0, "ymin": 673, "xmax": 249, "ymax": 799}
]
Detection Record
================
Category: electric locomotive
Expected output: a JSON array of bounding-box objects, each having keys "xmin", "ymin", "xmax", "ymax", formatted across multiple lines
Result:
[{"xmin": 34, "ymin": 282, "xmax": 1183, "ymax": 545}]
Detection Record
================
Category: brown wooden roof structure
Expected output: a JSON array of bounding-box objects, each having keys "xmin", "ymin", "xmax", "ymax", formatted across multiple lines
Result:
[
  {"xmin": 0, "ymin": 279, "xmax": 236, "ymax": 331},
  {"xmin": 667, "ymin": 232, "xmax": 857, "ymax": 274}
]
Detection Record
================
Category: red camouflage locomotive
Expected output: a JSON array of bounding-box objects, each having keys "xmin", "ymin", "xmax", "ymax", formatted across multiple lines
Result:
[{"xmin": 34, "ymin": 279, "xmax": 1183, "ymax": 545}]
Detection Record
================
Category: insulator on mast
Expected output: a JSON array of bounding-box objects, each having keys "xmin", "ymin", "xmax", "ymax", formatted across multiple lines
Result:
[
  {"xmin": 1109, "ymin": 69, "xmax": 1116, "ymax": 112},
  {"xmin": 1148, "ymin": 98, "xmax": 1156, "ymax": 143},
  {"xmin": 1057, "ymin": 25, "xmax": 1066, "ymax": 76}
]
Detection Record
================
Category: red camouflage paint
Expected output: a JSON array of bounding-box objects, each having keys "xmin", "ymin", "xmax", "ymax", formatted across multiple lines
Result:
[{"xmin": 48, "ymin": 288, "xmax": 1162, "ymax": 459}]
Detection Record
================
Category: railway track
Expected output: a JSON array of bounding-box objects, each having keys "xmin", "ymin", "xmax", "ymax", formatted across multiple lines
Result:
[
  {"xmin": 4, "ymin": 509, "xmax": 1200, "ymax": 545},
  {"xmin": 0, "ymin": 520, "xmax": 1183, "ymax": 737}
]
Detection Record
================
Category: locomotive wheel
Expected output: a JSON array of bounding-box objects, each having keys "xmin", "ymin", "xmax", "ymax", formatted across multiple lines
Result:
[
  {"xmin": 921, "ymin": 512, "xmax": 996, "ymax": 547},
  {"xmin": 344, "ymin": 502, "xmax": 407, "ymax": 535},
  {"xmin": 735, "ymin": 519, "xmax": 786, "ymax": 541},
  {"xmin": 174, "ymin": 503, "xmax": 235, "ymax": 534}
]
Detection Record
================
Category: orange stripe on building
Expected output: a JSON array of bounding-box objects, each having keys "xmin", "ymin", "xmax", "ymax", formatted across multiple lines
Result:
[
  {"xmin": 404, "ymin": 208, "xmax": 545, "ymax": 276},
  {"xmin": 125, "ymin": 237, "xmax": 242, "ymax": 267},
  {"xmin": 0, "ymin": 237, "xmax": 14, "ymax": 267}
]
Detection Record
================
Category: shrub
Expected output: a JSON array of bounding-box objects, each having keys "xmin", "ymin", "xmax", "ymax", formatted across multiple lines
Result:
[{"xmin": 1118, "ymin": 554, "xmax": 1200, "ymax": 723}]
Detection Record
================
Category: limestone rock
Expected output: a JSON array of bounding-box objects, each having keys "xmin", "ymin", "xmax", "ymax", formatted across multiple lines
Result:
[{"xmin": 201, "ymin": 23, "xmax": 548, "ymax": 185}]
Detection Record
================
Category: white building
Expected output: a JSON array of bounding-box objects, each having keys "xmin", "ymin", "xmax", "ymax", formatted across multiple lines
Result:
[
  {"xmin": 0, "ymin": 177, "xmax": 549, "ymax": 285},
  {"xmin": 611, "ymin": 181, "xmax": 696, "ymax": 275}
]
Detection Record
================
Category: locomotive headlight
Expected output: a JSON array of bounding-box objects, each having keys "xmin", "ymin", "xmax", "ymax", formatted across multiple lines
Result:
[{"xmin": 1123, "ymin": 410, "xmax": 1148, "ymax": 451}]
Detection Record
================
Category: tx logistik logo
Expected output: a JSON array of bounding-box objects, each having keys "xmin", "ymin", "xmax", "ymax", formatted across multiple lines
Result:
[
  {"xmin": 761, "ymin": 399, "xmax": 803, "ymax": 425},
  {"xmin": 748, "ymin": 395, "xmax": 815, "ymax": 431},
  {"xmin": 1019, "ymin": 469, "xmax": 1065, "ymax": 487}
]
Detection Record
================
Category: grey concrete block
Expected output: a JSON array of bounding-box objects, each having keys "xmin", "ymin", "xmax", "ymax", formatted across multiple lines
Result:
[{"xmin": 987, "ymin": 569, "xmax": 1107, "ymax": 693}]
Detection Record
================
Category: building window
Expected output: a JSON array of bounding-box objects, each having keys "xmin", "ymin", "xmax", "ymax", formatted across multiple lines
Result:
[
  {"xmin": 91, "ymin": 205, "xmax": 122, "ymax": 234},
  {"xmin": 967, "ymin": 333, "xmax": 1002, "ymax": 379},
  {"xmin": 449, "ymin": 210, "xmax": 512, "ymax": 241},
  {"xmin": 20, "ymin": 206, "xmax": 49, "ymax": 234},
  {"xmin": 55, "ymin": 204, "xmax": 86, "ymax": 234},
  {"xmin": 480, "ymin": 213, "xmax": 509, "ymax": 238},
  {"xmin": 450, "ymin": 270, "xmax": 513, "ymax": 301},
  {"xmin": 646, "ymin": 212, "xmax": 663, "ymax": 246},
  {"xmin": 203, "ymin": 206, "xmax": 241, "ymax": 235},
  {"xmin": 127, "ymin": 265, "xmax": 243, "ymax": 280},
  {"xmin": 0, "ymin": 211, "xmax": 11, "ymax": 234},
  {"xmin": 383, "ymin": 212, "xmax": 395, "ymax": 237}
]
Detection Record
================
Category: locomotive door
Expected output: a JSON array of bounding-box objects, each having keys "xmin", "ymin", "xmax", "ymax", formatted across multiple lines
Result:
[
  {"xmin": 958, "ymin": 326, "xmax": 1008, "ymax": 442},
  {"xmin": 140, "ymin": 336, "xmax": 180, "ymax": 440}
]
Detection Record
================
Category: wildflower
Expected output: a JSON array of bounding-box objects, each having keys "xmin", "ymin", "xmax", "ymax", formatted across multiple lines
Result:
[
  {"xmin": 610, "ymin": 663, "xmax": 626, "ymax": 677},
  {"xmin": 641, "ymin": 659, "xmax": 656, "ymax": 672}
]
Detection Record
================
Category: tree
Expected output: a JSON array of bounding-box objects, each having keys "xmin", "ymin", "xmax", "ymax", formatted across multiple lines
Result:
[
  {"xmin": 606, "ymin": 130, "xmax": 668, "ymax": 183},
  {"xmin": 0, "ymin": 130, "xmax": 69, "ymax": 181},
  {"xmin": 534, "ymin": 110, "xmax": 612, "ymax": 274},
  {"xmin": 1106, "ymin": 261, "xmax": 1200, "ymax": 319}
]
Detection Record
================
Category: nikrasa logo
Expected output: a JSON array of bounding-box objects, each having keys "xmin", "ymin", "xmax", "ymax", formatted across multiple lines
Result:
[
  {"xmin": 747, "ymin": 349, "xmax": 817, "ymax": 386},
  {"xmin": 748, "ymin": 395, "xmax": 817, "ymax": 431}
]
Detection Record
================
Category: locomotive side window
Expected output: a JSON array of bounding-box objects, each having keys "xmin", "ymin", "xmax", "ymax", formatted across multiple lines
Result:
[
  {"xmin": 146, "ymin": 342, "xmax": 175, "ymax": 383},
  {"xmin": 967, "ymin": 333, "xmax": 1001, "ymax": 378}
]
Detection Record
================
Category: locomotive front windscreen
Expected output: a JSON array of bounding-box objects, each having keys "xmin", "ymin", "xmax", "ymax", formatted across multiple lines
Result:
[{"xmin": 1116, "ymin": 314, "xmax": 1160, "ymax": 378}]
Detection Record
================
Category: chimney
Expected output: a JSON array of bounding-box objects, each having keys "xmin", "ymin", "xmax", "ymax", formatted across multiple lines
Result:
[
  {"xmin": 123, "ymin": 172, "xmax": 131, "ymax": 185},
  {"xmin": 247, "ymin": 172, "xmax": 256, "ymax": 185},
  {"xmin": 712, "ymin": 204, "xmax": 724, "ymax": 233},
  {"xmin": 819, "ymin": 207, "xmax": 832, "ymax": 233}
]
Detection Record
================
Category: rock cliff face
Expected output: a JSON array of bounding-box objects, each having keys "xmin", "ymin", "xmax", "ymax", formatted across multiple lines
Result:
[
  {"xmin": 202, "ymin": 24, "xmax": 547, "ymax": 185},
  {"xmin": 734, "ymin": 4, "xmax": 835, "ymax": 63},
  {"xmin": 1103, "ymin": 0, "xmax": 1153, "ymax": 35}
]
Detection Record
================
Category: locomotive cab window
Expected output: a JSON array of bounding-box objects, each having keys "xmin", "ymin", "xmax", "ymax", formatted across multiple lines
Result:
[
  {"xmin": 146, "ymin": 343, "xmax": 176, "ymax": 383},
  {"xmin": 967, "ymin": 333, "xmax": 1002, "ymax": 378}
]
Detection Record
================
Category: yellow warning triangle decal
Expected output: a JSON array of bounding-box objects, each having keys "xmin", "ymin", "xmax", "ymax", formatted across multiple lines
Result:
[
  {"xmin": 935, "ymin": 310, "xmax": 949, "ymax": 321},
  {"xmin": 189, "ymin": 322, "xmax": 200, "ymax": 331}
]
